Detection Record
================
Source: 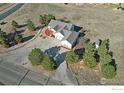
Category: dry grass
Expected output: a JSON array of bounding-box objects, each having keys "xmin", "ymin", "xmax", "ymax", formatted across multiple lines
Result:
[{"xmin": 0, "ymin": 3, "xmax": 124, "ymax": 84}]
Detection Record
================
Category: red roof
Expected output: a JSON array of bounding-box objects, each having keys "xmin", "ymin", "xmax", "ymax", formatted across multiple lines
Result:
[
  {"xmin": 42, "ymin": 27, "xmax": 53, "ymax": 37},
  {"xmin": 45, "ymin": 29, "xmax": 51, "ymax": 36}
]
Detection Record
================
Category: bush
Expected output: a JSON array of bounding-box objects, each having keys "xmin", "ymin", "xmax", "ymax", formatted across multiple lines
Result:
[
  {"xmin": 102, "ymin": 64, "xmax": 116, "ymax": 79},
  {"xmin": 42, "ymin": 55, "xmax": 56, "ymax": 70},
  {"xmin": 28, "ymin": 48, "xmax": 44, "ymax": 65},
  {"xmin": 27, "ymin": 19, "xmax": 35, "ymax": 31},
  {"xmin": 11, "ymin": 20, "xmax": 18, "ymax": 28},
  {"xmin": 14, "ymin": 34, "xmax": 23, "ymax": 43},
  {"xmin": 39, "ymin": 14, "xmax": 55, "ymax": 26},
  {"xmin": 65, "ymin": 50, "xmax": 80, "ymax": 63}
]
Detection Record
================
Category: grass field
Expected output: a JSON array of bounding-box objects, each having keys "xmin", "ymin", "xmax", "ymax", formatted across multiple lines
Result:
[{"xmin": 0, "ymin": 3, "xmax": 124, "ymax": 85}]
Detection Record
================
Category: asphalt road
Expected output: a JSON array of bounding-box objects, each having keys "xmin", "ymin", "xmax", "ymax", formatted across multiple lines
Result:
[
  {"xmin": 0, "ymin": 3, "xmax": 24, "ymax": 21},
  {"xmin": 0, "ymin": 62, "xmax": 62, "ymax": 85}
]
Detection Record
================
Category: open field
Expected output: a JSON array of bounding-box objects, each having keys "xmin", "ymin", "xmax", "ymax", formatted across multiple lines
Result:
[{"xmin": 0, "ymin": 3, "xmax": 124, "ymax": 85}]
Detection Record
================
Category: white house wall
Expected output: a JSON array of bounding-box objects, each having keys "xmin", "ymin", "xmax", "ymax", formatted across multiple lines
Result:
[
  {"xmin": 61, "ymin": 40, "xmax": 72, "ymax": 49},
  {"xmin": 55, "ymin": 32, "xmax": 64, "ymax": 40}
]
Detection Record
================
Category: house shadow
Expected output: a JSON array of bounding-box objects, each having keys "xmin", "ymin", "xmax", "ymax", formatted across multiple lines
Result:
[
  {"xmin": 44, "ymin": 46, "xmax": 66, "ymax": 68},
  {"xmin": 44, "ymin": 46, "xmax": 60, "ymax": 58},
  {"xmin": 109, "ymin": 59, "xmax": 117, "ymax": 71},
  {"xmin": 79, "ymin": 32, "xmax": 85, "ymax": 38},
  {"xmin": 74, "ymin": 25, "xmax": 82, "ymax": 32},
  {"xmin": 54, "ymin": 52, "xmax": 66, "ymax": 68},
  {"xmin": 22, "ymin": 35, "xmax": 34, "ymax": 43}
]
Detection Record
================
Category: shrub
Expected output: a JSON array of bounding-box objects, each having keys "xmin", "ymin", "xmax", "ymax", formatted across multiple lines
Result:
[
  {"xmin": 65, "ymin": 50, "xmax": 80, "ymax": 63},
  {"xmin": 14, "ymin": 34, "xmax": 23, "ymax": 43},
  {"xmin": 11, "ymin": 20, "xmax": 18, "ymax": 28},
  {"xmin": 27, "ymin": 19, "xmax": 35, "ymax": 31},
  {"xmin": 28, "ymin": 48, "xmax": 44, "ymax": 65},
  {"xmin": 42, "ymin": 55, "xmax": 56, "ymax": 70},
  {"xmin": 102, "ymin": 64, "xmax": 116, "ymax": 79}
]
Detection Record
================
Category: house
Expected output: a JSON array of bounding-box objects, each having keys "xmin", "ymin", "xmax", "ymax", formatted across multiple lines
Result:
[{"xmin": 42, "ymin": 20, "xmax": 80, "ymax": 49}]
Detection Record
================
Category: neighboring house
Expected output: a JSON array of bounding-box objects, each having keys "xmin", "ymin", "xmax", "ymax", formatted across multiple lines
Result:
[{"xmin": 42, "ymin": 20, "xmax": 80, "ymax": 49}]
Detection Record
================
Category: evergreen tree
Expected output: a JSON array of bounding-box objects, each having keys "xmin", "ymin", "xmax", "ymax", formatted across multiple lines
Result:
[{"xmin": 27, "ymin": 19, "xmax": 35, "ymax": 31}]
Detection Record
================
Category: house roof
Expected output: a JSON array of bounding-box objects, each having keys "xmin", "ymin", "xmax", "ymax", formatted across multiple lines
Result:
[
  {"xmin": 48, "ymin": 20, "xmax": 74, "ymax": 31},
  {"xmin": 63, "ymin": 31, "xmax": 79, "ymax": 45},
  {"xmin": 48, "ymin": 20, "xmax": 80, "ymax": 45}
]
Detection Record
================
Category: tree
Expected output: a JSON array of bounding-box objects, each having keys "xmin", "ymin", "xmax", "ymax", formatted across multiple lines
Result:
[
  {"xmin": 14, "ymin": 34, "xmax": 23, "ymax": 44},
  {"xmin": 83, "ymin": 51, "xmax": 97, "ymax": 68},
  {"xmin": 83, "ymin": 42, "xmax": 97, "ymax": 68},
  {"xmin": 65, "ymin": 50, "xmax": 80, "ymax": 63},
  {"xmin": 97, "ymin": 39, "xmax": 112, "ymax": 65},
  {"xmin": 100, "ymin": 54, "xmax": 112, "ymax": 65},
  {"xmin": 28, "ymin": 48, "xmax": 44, "ymax": 65},
  {"xmin": 39, "ymin": 14, "xmax": 55, "ymax": 26},
  {"xmin": 102, "ymin": 64, "xmax": 116, "ymax": 79},
  {"xmin": 98, "ymin": 39, "xmax": 109, "ymax": 56},
  {"xmin": 86, "ymin": 42, "xmax": 94, "ymax": 52},
  {"xmin": 11, "ymin": 20, "xmax": 18, "ymax": 29},
  {"xmin": 27, "ymin": 19, "xmax": 35, "ymax": 31},
  {"xmin": 0, "ymin": 28, "xmax": 9, "ymax": 48},
  {"xmin": 42, "ymin": 55, "xmax": 56, "ymax": 70}
]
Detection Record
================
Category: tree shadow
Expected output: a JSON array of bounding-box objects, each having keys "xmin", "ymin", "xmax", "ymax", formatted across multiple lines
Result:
[
  {"xmin": 0, "ymin": 21, "xmax": 8, "ymax": 25},
  {"xmin": 35, "ymin": 25, "xmax": 43, "ymax": 31},
  {"xmin": 94, "ymin": 51, "xmax": 100, "ymax": 63},
  {"xmin": 109, "ymin": 51, "xmax": 113, "ymax": 57},
  {"xmin": 16, "ymin": 29, "xmax": 25, "ymax": 34},
  {"xmin": 79, "ymin": 32, "xmax": 85, "ymax": 38},
  {"xmin": 7, "ymin": 32, "xmax": 16, "ymax": 47},
  {"xmin": 109, "ymin": 59, "xmax": 117, "ymax": 71},
  {"xmin": 22, "ymin": 35, "xmax": 34, "ymax": 43},
  {"xmin": 17, "ymin": 24, "xmax": 27, "ymax": 28},
  {"xmin": 74, "ymin": 48, "xmax": 85, "ymax": 59}
]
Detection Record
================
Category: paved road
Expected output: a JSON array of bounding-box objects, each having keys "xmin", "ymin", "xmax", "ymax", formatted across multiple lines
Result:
[
  {"xmin": 0, "ymin": 62, "xmax": 62, "ymax": 85},
  {"xmin": 0, "ymin": 3, "xmax": 24, "ymax": 21}
]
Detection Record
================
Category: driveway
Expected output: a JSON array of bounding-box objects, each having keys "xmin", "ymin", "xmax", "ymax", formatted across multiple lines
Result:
[{"xmin": 0, "ymin": 34, "xmax": 77, "ymax": 85}]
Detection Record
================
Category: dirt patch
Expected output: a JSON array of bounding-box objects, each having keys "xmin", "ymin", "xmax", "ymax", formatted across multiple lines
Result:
[{"xmin": 68, "ymin": 61, "xmax": 101, "ymax": 85}]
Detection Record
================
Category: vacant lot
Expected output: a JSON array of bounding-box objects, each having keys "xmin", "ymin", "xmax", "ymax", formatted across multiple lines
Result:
[{"xmin": 0, "ymin": 3, "xmax": 124, "ymax": 85}]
